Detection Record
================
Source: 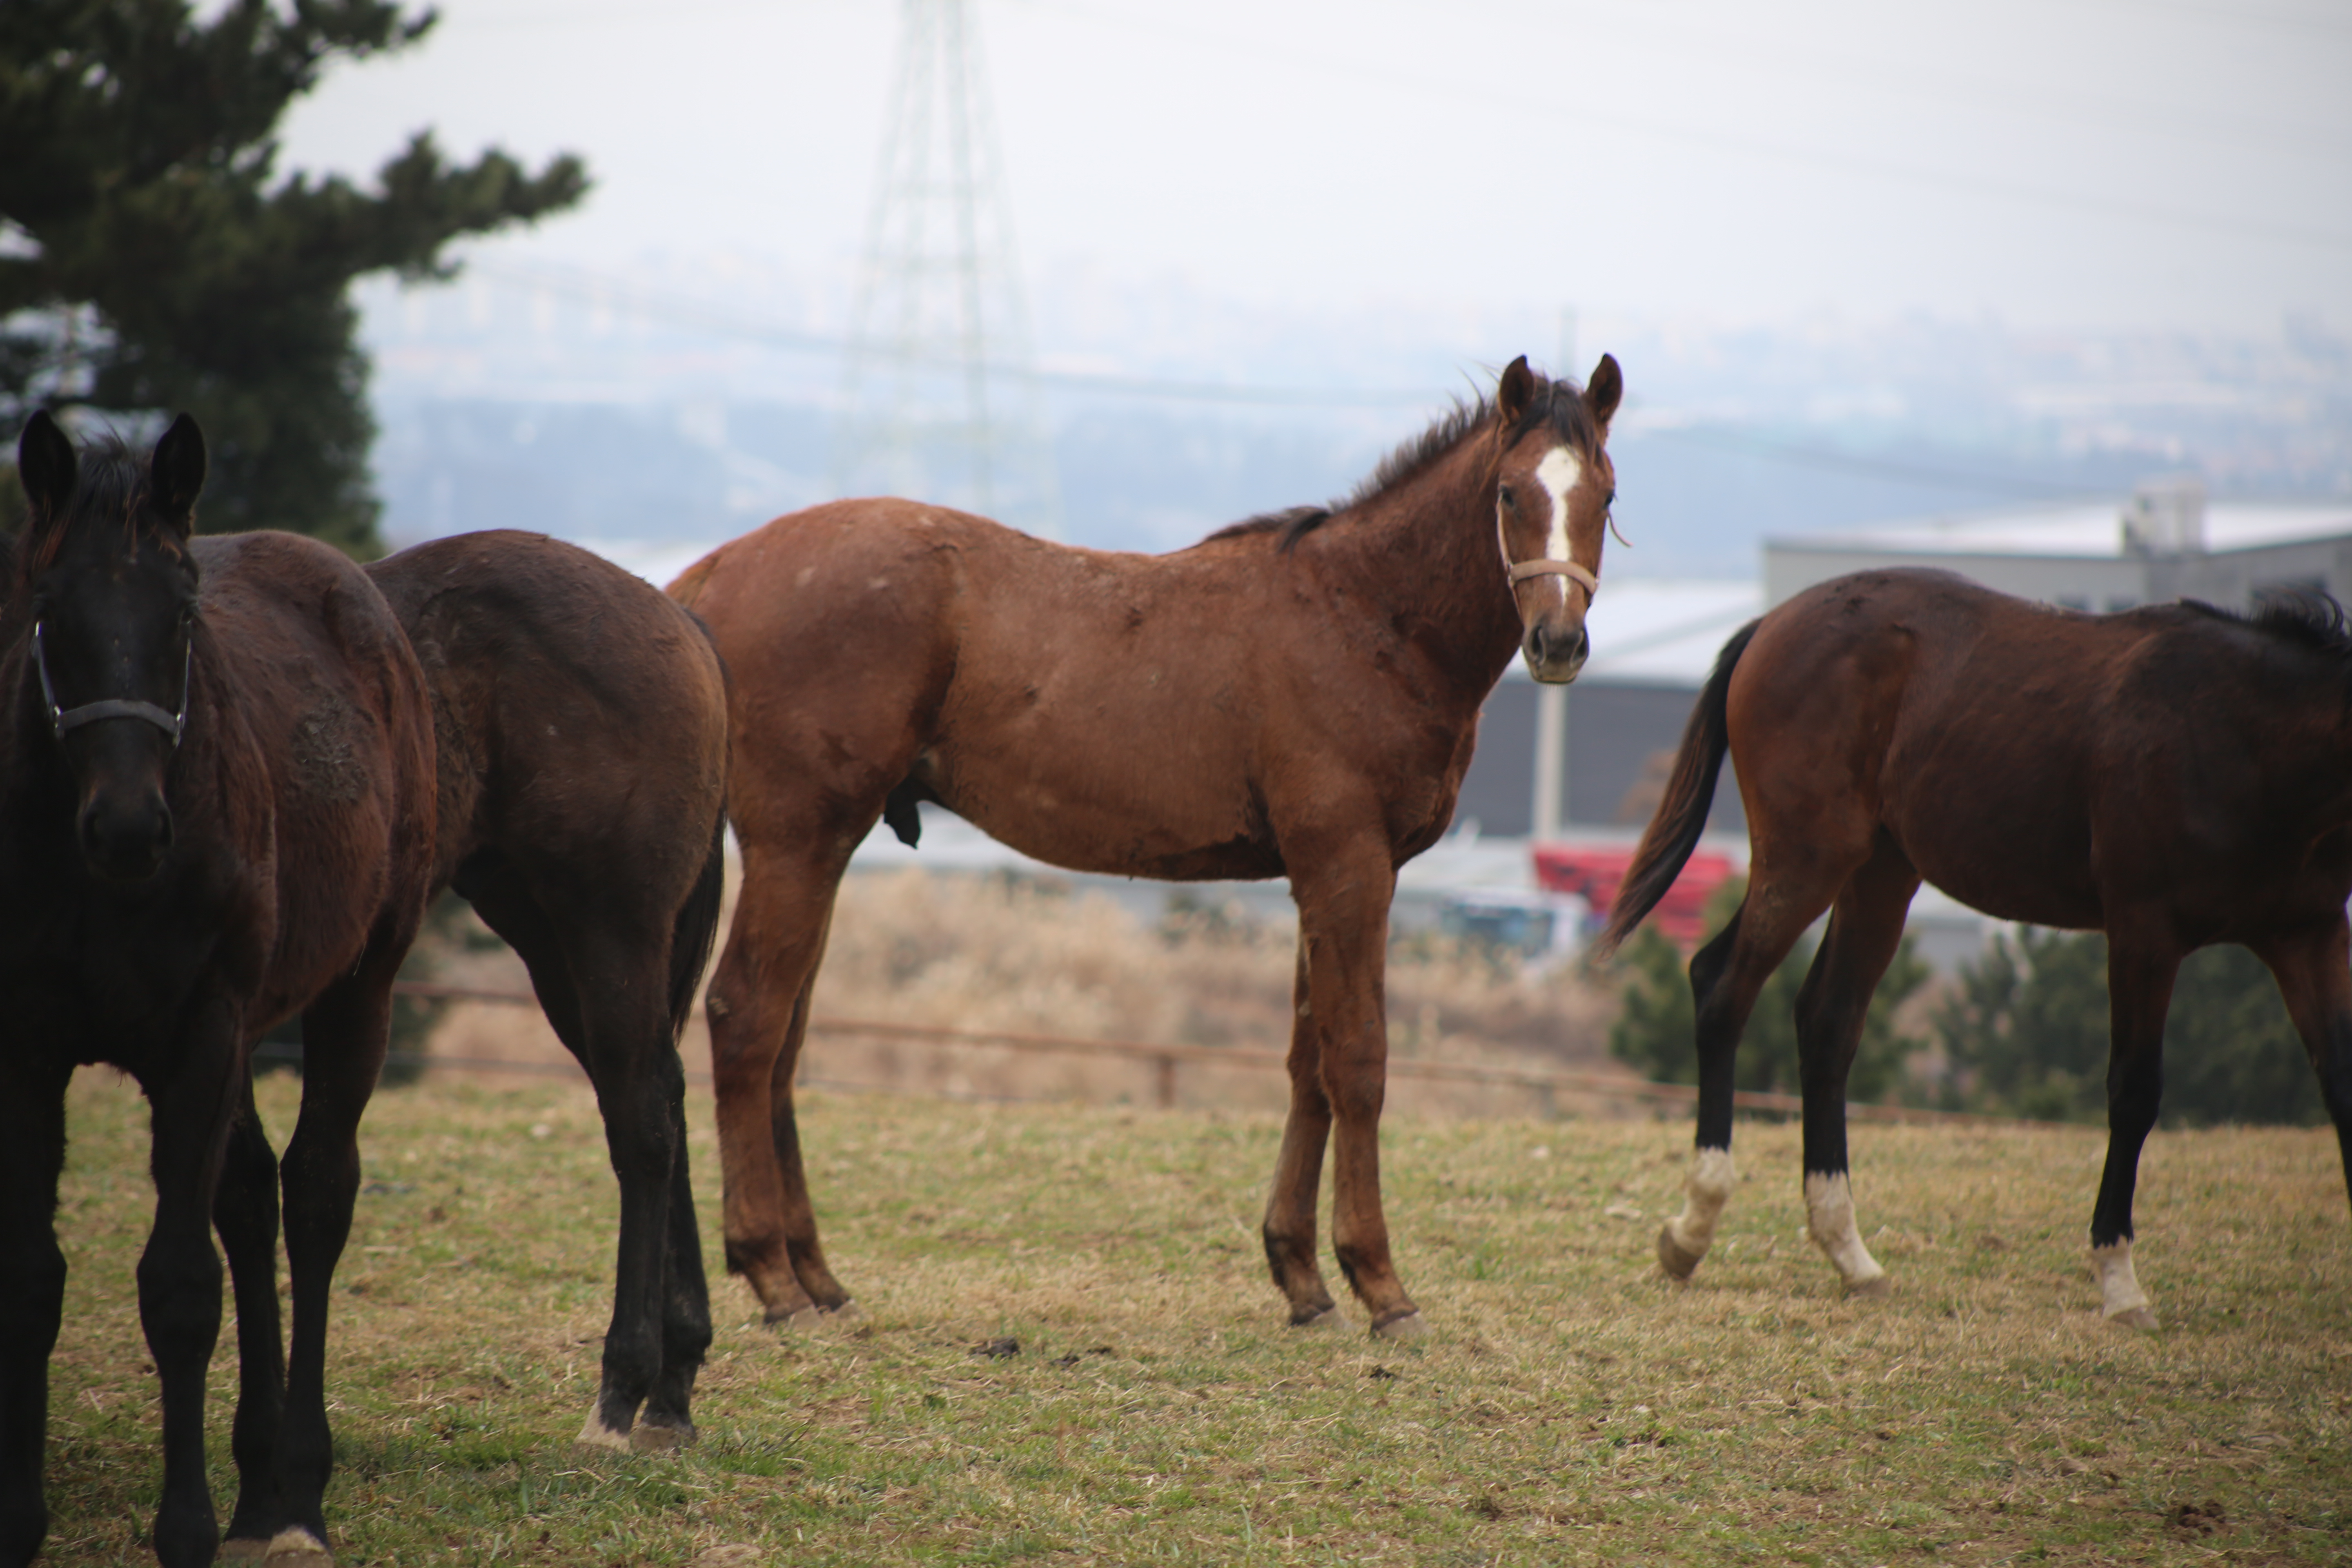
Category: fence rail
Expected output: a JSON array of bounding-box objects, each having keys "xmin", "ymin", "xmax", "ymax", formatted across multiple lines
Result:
[{"xmin": 382, "ymin": 980, "xmax": 2050, "ymax": 1130}]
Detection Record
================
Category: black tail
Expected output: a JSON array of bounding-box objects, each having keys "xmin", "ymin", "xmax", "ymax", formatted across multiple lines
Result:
[
  {"xmin": 667, "ymin": 806, "xmax": 727, "ymax": 1042},
  {"xmin": 1596, "ymin": 619, "xmax": 1759, "ymax": 953}
]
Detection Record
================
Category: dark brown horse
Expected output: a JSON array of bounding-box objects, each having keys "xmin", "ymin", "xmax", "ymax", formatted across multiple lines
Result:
[
  {"xmin": 0, "ymin": 414, "xmax": 437, "ymax": 1568},
  {"xmin": 1601, "ymin": 568, "xmax": 2352, "ymax": 1327},
  {"xmin": 363, "ymin": 530, "xmax": 729, "ymax": 1451},
  {"xmin": 673, "ymin": 354, "xmax": 1622, "ymax": 1337}
]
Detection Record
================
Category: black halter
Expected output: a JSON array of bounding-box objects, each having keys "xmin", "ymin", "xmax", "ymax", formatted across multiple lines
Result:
[{"xmin": 33, "ymin": 620, "xmax": 191, "ymax": 747}]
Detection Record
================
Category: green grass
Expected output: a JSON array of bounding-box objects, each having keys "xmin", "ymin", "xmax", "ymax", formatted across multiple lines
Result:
[{"xmin": 38, "ymin": 1069, "xmax": 2352, "ymax": 1565}]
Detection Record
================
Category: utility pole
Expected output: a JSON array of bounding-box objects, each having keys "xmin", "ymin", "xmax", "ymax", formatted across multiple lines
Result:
[
  {"xmin": 833, "ymin": 0, "xmax": 1060, "ymax": 536},
  {"xmin": 1530, "ymin": 305, "xmax": 1577, "ymax": 842}
]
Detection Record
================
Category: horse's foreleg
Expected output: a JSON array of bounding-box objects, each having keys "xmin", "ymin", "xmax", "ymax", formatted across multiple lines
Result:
[
  {"xmin": 270, "ymin": 954, "xmax": 399, "ymax": 1565},
  {"xmin": 1791, "ymin": 842, "xmax": 1918, "ymax": 1299},
  {"xmin": 1288, "ymin": 847, "xmax": 1417, "ymax": 1336},
  {"xmin": 2089, "ymin": 936, "xmax": 2180, "ymax": 1330},
  {"xmin": 1262, "ymin": 942, "xmax": 1339, "ymax": 1326},
  {"xmin": 2253, "ymin": 920, "xmax": 2352, "ymax": 1215},
  {"xmin": 135, "ymin": 1000, "xmax": 244, "ymax": 1568},
  {"xmin": 0, "ymin": 1058, "xmax": 71, "ymax": 1568},
  {"xmin": 1662, "ymin": 860, "xmax": 1844, "ymax": 1286},
  {"xmin": 705, "ymin": 856, "xmax": 843, "ymax": 1326},
  {"xmin": 215, "ymin": 1080, "xmax": 288, "ymax": 1551}
]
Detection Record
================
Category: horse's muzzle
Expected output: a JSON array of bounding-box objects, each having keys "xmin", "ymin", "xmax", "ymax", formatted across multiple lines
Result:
[
  {"xmin": 1522, "ymin": 620, "xmax": 1589, "ymax": 684},
  {"xmin": 78, "ymin": 788, "xmax": 175, "ymax": 882}
]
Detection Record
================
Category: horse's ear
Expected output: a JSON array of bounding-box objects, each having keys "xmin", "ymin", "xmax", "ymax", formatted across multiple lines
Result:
[
  {"xmin": 1584, "ymin": 354, "xmax": 1623, "ymax": 434},
  {"xmin": 149, "ymin": 414, "xmax": 206, "ymax": 531},
  {"xmin": 17, "ymin": 410, "xmax": 78, "ymax": 526},
  {"xmin": 1496, "ymin": 355, "xmax": 1535, "ymax": 428}
]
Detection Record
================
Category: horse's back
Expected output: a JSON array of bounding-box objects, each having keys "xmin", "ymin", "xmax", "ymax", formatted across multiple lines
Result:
[
  {"xmin": 1741, "ymin": 567, "xmax": 2325, "ymax": 929},
  {"xmin": 370, "ymin": 530, "xmax": 728, "ymax": 903},
  {"xmin": 674, "ymin": 500, "xmax": 1300, "ymax": 875},
  {"xmin": 192, "ymin": 531, "xmax": 438, "ymax": 1013}
]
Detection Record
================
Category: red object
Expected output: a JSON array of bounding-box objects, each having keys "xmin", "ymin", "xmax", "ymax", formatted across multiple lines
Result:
[{"xmin": 1532, "ymin": 844, "xmax": 1739, "ymax": 946}]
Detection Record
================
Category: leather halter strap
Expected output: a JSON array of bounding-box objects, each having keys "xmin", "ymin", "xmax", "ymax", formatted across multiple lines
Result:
[
  {"xmin": 1508, "ymin": 557, "xmax": 1599, "ymax": 601},
  {"xmin": 33, "ymin": 621, "xmax": 191, "ymax": 746}
]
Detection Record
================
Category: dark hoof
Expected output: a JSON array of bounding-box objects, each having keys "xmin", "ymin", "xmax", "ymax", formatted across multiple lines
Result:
[
  {"xmin": 1290, "ymin": 1304, "xmax": 1350, "ymax": 1330},
  {"xmin": 822, "ymin": 1297, "xmax": 864, "ymax": 1323},
  {"xmin": 1370, "ymin": 1308, "xmax": 1426, "ymax": 1341},
  {"xmin": 1657, "ymin": 1225, "xmax": 1704, "ymax": 1281}
]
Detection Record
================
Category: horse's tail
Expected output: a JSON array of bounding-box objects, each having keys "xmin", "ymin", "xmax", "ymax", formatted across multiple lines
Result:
[
  {"xmin": 666, "ymin": 806, "xmax": 727, "ymax": 1043},
  {"xmin": 666, "ymin": 600, "xmax": 732, "ymax": 1042},
  {"xmin": 1595, "ymin": 619, "xmax": 1760, "ymax": 955}
]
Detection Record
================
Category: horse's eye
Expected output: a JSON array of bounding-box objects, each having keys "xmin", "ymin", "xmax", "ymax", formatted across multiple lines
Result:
[{"xmin": 1499, "ymin": 486, "xmax": 1517, "ymax": 510}]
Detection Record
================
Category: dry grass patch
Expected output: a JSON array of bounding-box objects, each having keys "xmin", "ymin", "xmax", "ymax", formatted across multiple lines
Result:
[{"xmin": 40, "ymin": 1069, "xmax": 2352, "ymax": 1566}]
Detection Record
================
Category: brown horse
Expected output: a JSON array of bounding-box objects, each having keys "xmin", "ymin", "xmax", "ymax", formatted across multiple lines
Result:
[
  {"xmin": 1600, "ymin": 568, "xmax": 2352, "ymax": 1327},
  {"xmin": 363, "ymin": 531, "xmax": 729, "ymax": 1450},
  {"xmin": 672, "ymin": 354, "xmax": 1621, "ymax": 1337},
  {"xmin": 1, "ymin": 414, "xmax": 437, "ymax": 1568}
]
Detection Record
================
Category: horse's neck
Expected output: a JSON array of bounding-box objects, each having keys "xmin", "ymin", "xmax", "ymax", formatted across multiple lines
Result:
[{"xmin": 1312, "ymin": 435, "xmax": 1521, "ymax": 702}]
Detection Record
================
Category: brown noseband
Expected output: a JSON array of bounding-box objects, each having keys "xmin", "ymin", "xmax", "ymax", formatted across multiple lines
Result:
[{"xmin": 1507, "ymin": 557, "xmax": 1598, "ymax": 609}]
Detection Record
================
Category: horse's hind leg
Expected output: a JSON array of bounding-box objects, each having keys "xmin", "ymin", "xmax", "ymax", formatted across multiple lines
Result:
[
  {"xmin": 458, "ymin": 871, "xmax": 708, "ymax": 1451},
  {"xmin": 764, "ymin": 951, "xmax": 855, "ymax": 1319},
  {"xmin": 2087, "ymin": 932, "xmax": 2182, "ymax": 1330},
  {"xmin": 2256, "ymin": 917, "xmax": 2352, "ymax": 1214},
  {"xmin": 705, "ymin": 844, "xmax": 853, "ymax": 1325},
  {"xmin": 215, "ymin": 1080, "xmax": 289, "ymax": 1555},
  {"xmin": 1658, "ymin": 858, "xmax": 1849, "ymax": 1285},
  {"xmin": 0, "ymin": 1057, "xmax": 70, "ymax": 1568},
  {"xmin": 1791, "ymin": 836, "xmax": 1920, "ymax": 1298}
]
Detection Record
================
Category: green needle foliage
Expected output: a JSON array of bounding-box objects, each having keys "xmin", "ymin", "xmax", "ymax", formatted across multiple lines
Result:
[
  {"xmin": 1607, "ymin": 877, "xmax": 1931, "ymax": 1104},
  {"xmin": 1933, "ymin": 928, "xmax": 2325, "ymax": 1127},
  {"xmin": 0, "ymin": 0, "xmax": 588, "ymax": 554}
]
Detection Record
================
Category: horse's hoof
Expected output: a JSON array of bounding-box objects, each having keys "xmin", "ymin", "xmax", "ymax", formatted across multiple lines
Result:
[
  {"xmin": 2104, "ymin": 1305, "xmax": 2160, "ymax": 1332},
  {"xmin": 219, "ymin": 1540, "xmax": 272, "ymax": 1564},
  {"xmin": 632, "ymin": 1417, "xmax": 697, "ymax": 1452},
  {"xmin": 262, "ymin": 1528, "xmax": 335, "ymax": 1568},
  {"xmin": 1290, "ymin": 1304, "xmax": 1350, "ymax": 1330},
  {"xmin": 763, "ymin": 1302, "xmax": 826, "ymax": 1332},
  {"xmin": 1657, "ymin": 1225, "xmax": 1704, "ymax": 1281},
  {"xmin": 575, "ymin": 1410, "xmax": 635, "ymax": 1452},
  {"xmin": 1370, "ymin": 1309, "xmax": 1426, "ymax": 1341},
  {"xmin": 819, "ymin": 1297, "xmax": 864, "ymax": 1325},
  {"xmin": 1844, "ymin": 1274, "xmax": 1894, "ymax": 1300}
]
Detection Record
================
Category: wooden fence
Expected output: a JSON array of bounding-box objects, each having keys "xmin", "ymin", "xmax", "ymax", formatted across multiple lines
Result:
[{"xmin": 371, "ymin": 980, "xmax": 2044, "ymax": 1131}]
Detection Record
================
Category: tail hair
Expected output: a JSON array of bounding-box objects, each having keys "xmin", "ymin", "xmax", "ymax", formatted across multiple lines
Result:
[
  {"xmin": 667, "ymin": 805, "xmax": 727, "ymax": 1041},
  {"xmin": 1595, "ymin": 619, "xmax": 1758, "ymax": 953}
]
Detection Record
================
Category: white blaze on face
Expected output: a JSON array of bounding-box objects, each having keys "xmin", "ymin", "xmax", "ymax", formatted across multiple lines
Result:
[{"xmin": 1532, "ymin": 445, "xmax": 1583, "ymax": 602}]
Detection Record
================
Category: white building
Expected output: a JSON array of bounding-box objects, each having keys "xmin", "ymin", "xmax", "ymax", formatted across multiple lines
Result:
[{"xmin": 1766, "ymin": 477, "xmax": 2352, "ymax": 613}]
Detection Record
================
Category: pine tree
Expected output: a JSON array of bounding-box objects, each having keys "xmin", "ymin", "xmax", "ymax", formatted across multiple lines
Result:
[{"xmin": 1, "ymin": 0, "xmax": 587, "ymax": 553}]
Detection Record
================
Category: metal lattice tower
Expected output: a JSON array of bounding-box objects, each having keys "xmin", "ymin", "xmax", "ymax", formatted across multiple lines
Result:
[{"xmin": 832, "ymin": 0, "xmax": 1060, "ymax": 536}]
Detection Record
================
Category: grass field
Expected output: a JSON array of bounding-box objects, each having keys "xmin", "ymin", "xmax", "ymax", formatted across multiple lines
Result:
[{"xmin": 40, "ymin": 1069, "xmax": 2352, "ymax": 1566}]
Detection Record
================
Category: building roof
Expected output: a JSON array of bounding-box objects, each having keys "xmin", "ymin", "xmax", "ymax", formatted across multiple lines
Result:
[{"xmin": 1772, "ymin": 500, "xmax": 2352, "ymax": 561}]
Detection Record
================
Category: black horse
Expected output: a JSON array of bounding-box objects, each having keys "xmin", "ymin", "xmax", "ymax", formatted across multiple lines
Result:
[
  {"xmin": 0, "ymin": 414, "xmax": 439, "ymax": 1568},
  {"xmin": 365, "ymin": 530, "xmax": 729, "ymax": 1451}
]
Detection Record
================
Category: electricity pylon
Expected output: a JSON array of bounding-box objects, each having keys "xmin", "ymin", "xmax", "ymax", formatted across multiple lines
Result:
[{"xmin": 832, "ymin": 0, "xmax": 1061, "ymax": 537}]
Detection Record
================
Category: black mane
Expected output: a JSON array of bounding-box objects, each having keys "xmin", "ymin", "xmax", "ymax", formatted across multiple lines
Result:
[
  {"xmin": 1203, "ymin": 368, "xmax": 1599, "ymax": 552},
  {"xmin": 2185, "ymin": 589, "xmax": 2352, "ymax": 656}
]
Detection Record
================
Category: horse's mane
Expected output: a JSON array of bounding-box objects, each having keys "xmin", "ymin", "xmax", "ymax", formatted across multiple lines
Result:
[
  {"xmin": 1203, "ymin": 369, "xmax": 1599, "ymax": 552},
  {"xmin": 2184, "ymin": 589, "xmax": 2352, "ymax": 658}
]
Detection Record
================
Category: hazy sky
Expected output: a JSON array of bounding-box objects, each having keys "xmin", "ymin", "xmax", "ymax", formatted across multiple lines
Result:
[{"xmin": 277, "ymin": 0, "xmax": 2351, "ymax": 337}]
